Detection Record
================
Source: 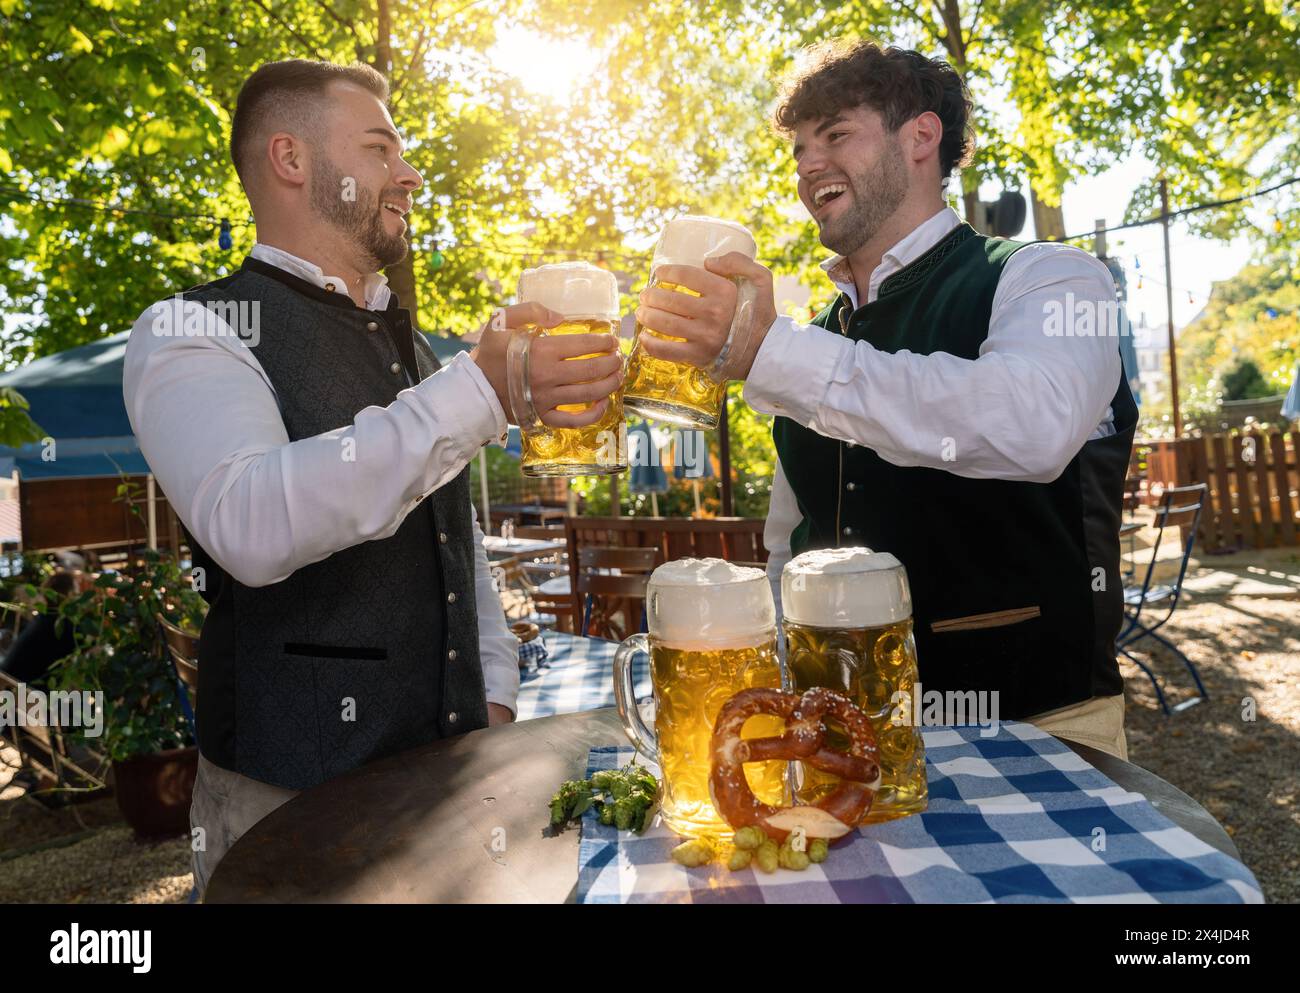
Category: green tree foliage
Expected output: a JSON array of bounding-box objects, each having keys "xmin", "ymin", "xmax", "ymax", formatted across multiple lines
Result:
[
  {"xmin": 1221, "ymin": 358, "xmax": 1271, "ymax": 400},
  {"xmin": 1176, "ymin": 256, "xmax": 1300, "ymax": 398},
  {"xmin": 3, "ymin": 0, "xmax": 1297, "ymax": 511}
]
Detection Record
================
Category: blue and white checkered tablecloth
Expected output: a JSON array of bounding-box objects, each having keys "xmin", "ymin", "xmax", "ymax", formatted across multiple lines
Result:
[
  {"xmin": 515, "ymin": 633, "xmax": 646, "ymax": 722},
  {"xmin": 577, "ymin": 723, "xmax": 1264, "ymax": 904}
]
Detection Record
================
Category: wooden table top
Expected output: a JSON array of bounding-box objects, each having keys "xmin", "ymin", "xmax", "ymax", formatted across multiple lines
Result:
[{"xmin": 204, "ymin": 708, "xmax": 1240, "ymax": 904}]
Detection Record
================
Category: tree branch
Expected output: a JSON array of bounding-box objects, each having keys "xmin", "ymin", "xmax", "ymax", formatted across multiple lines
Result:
[{"xmin": 249, "ymin": 0, "xmax": 328, "ymax": 60}]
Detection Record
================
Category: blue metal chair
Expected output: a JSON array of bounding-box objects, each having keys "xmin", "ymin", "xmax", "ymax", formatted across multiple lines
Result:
[{"xmin": 1116, "ymin": 482, "xmax": 1209, "ymax": 715}]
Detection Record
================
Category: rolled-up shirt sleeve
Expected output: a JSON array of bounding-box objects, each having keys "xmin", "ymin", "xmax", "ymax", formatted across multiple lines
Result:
[
  {"xmin": 743, "ymin": 242, "xmax": 1121, "ymax": 484},
  {"xmin": 123, "ymin": 297, "xmax": 507, "ymax": 587},
  {"xmin": 471, "ymin": 508, "xmax": 520, "ymax": 716}
]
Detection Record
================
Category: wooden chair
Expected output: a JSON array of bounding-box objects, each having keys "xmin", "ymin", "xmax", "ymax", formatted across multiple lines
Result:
[
  {"xmin": 511, "ymin": 525, "xmax": 567, "ymax": 541},
  {"xmin": 577, "ymin": 546, "xmax": 658, "ymax": 641},
  {"xmin": 492, "ymin": 555, "xmax": 577, "ymax": 633},
  {"xmin": 0, "ymin": 670, "xmax": 110, "ymax": 796}
]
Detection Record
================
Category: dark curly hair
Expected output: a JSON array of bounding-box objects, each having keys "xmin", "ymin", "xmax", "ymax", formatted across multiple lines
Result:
[{"xmin": 773, "ymin": 40, "xmax": 974, "ymax": 182}]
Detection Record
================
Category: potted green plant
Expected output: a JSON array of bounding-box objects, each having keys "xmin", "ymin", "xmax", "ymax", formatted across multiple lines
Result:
[{"xmin": 49, "ymin": 486, "xmax": 207, "ymax": 837}]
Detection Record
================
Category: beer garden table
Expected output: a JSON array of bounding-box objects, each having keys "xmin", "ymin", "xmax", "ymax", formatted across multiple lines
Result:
[
  {"xmin": 481, "ymin": 535, "xmax": 567, "ymax": 560},
  {"xmin": 205, "ymin": 637, "xmax": 1242, "ymax": 903}
]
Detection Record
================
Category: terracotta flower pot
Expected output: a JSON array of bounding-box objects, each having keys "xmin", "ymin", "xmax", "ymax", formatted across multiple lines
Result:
[{"xmin": 111, "ymin": 745, "xmax": 198, "ymax": 839}]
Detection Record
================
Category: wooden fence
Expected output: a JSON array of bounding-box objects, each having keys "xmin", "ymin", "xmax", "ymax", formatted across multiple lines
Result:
[{"xmin": 1139, "ymin": 428, "xmax": 1299, "ymax": 552}]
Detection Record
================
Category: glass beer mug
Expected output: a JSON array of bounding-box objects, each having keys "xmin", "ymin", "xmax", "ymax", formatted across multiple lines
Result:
[
  {"xmin": 613, "ymin": 558, "xmax": 788, "ymax": 839},
  {"xmin": 508, "ymin": 262, "xmax": 628, "ymax": 477},
  {"xmin": 622, "ymin": 216, "xmax": 759, "ymax": 429},
  {"xmin": 781, "ymin": 547, "xmax": 927, "ymax": 823}
]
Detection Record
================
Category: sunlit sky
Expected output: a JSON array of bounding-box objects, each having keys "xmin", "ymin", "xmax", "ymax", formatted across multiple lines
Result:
[{"xmin": 487, "ymin": 26, "xmax": 605, "ymax": 105}]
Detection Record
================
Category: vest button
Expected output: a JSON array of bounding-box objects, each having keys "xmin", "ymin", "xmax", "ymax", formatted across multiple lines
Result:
[
  {"xmin": 448, "ymin": 711, "xmax": 458, "ymax": 724},
  {"xmin": 447, "ymin": 591, "xmax": 457, "ymax": 604},
  {"xmin": 842, "ymin": 526, "xmax": 854, "ymax": 537},
  {"xmin": 324, "ymin": 281, "xmax": 337, "ymax": 292},
  {"xmin": 367, "ymin": 321, "xmax": 380, "ymax": 332},
  {"xmin": 390, "ymin": 361, "xmax": 402, "ymax": 375},
  {"xmin": 845, "ymin": 441, "xmax": 856, "ymax": 449},
  {"xmin": 447, "ymin": 649, "xmax": 457, "ymax": 661},
  {"xmin": 439, "ymin": 532, "xmax": 448, "ymax": 543},
  {"xmin": 845, "ymin": 481, "xmax": 857, "ymax": 492}
]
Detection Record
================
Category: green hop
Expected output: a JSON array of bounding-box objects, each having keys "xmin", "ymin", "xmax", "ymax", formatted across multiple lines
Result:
[
  {"xmin": 670, "ymin": 838, "xmax": 714, "ymax": 867},
  {"xmin": 808, "ymin": 838, "xmax": 829, "ymax": 864},
  {"xmin": 781, "ymin": 846, "xmax": 811, "ymax": 871},
  {"xmin": 733, "ymin": 826, "xmax": 767, "ymax": 851},
  {"xmin": 755, "ymin": 841, "xmax": 779, "ymax": 873},
  {"xmin": 727, "ymin": 848, "xmax": 753, "ymax": 871}
]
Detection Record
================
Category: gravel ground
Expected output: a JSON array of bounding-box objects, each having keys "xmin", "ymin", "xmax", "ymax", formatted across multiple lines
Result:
[
  {"xmin": 1120, "ymin": 594, "xmax": 1300, "ymax": 904},
  {"xmin": 0, "ymin": 823, "xmax": 192, "ymax": 903},
  {"xmin": 1, "ymin": 582, "xmax": 1295, "ymax": 904}
]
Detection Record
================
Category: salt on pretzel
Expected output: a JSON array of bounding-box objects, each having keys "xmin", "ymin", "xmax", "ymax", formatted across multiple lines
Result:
[{"xmin": 709, "ymin": 687, "xmax": 881, "ymax": 842}]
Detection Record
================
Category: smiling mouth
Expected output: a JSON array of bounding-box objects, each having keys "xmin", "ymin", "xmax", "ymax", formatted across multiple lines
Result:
[{"xmin": 812, "ymin": 183, "xmax": 849, "ymax": 211}]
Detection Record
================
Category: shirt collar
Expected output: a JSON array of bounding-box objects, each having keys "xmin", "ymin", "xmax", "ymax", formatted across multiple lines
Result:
[
  {"xmin": 250, "ymin": 242, "xmax": 392, "ymax": 311},
  {"xmin": 819, "ymin": 206, "xmax": 962, "ymax": 311}
]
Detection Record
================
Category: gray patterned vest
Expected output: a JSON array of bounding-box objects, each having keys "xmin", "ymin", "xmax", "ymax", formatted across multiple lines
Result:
[{"xmin": 181, "ymin": 257, "xmax": 488, "ymax": 790}]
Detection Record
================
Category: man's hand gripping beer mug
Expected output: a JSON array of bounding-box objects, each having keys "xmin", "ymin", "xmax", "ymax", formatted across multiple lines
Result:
[
  {"xmin": 625, "ymin": 216, "xmax": 777, "ymax": 429},
  {"xmin": 474, "ymin": 264, "xmax": 626, "ymax": 477}
]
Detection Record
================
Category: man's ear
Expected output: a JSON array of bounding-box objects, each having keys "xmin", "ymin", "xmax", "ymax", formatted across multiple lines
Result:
[
  {"xmin": 908, "ymin": 111, "xmax": 943, "ymax": 166},
  {"xmin": 266, "ymin": 132, "xmax": 309, "ymax": 188}
]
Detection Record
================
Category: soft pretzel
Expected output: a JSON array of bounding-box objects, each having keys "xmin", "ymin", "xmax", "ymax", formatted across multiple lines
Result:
[{"xmin": 709, "ymin": 687, "xmax": 881, "ymax": 842}]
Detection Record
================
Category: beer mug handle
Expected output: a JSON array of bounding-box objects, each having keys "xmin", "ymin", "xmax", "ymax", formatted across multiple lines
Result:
[
  {"xmin": 613, "ymin": 633, "xmax": 657, "ymax": 761},
  {"xmin": 707, "ymin": 275, "xmax": 759, "ymax": 384},
  {"xmin": 506, "ymin": 327, "xmax": 544, "ymax": 430}
]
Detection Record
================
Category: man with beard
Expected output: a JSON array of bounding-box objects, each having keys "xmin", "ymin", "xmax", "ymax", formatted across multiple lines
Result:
[
  {"xmin": 123, "ymin": 60, "xmax": 623, "ymax": 893},
  {"xmin": 634, "ymin": 41, "xmax": 1136, "ymax": 759}
]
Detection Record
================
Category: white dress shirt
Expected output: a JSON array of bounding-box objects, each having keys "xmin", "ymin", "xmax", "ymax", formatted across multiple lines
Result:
[
  {"xmin": 747, "ymin": 207, "xmax": 1122, "ymax": 618},
  {"xmin": 122, "ymin": 243, "xmax": 520, "ymax": 715}
]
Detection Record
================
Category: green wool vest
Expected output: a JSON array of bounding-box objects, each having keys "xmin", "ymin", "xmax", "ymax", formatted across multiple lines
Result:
[{"xmin": 773, "ymin": 223, "xmax": 1136, "ymax": 719}]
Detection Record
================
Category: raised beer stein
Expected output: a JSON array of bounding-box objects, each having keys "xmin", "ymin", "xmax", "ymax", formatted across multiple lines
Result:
[
  {"xmin": 613, "ymin": 558, "xmax": 789, "ymax": 839},
  {"xmin": 782, "ymin": 547, "xmax": 928, "ymax": 823},
  {"xmin": 507, "ymin": 262, "xmax": 628, "ymax": 477},
  {"xmin": 623, "ymin": 216, "xmax": 759, "ymax": 429}
]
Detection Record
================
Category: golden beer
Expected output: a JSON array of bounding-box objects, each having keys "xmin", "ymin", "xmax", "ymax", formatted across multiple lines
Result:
[
  {"xmin": 650, "ymin": 638, "xmax": 786, "ymax": 838},
  {"xmin": 782, "ymin": 548, "xmax": 927, "ymax": 824},
  {"xmin": 516, "ymin": 263, "xmax": 627, "ymax": 477},
  {"xmin": 614, "ymin": 558, "xmax": 789, "ymax": 839},
  {"xmin": 623, "ymin": 216, "xmax": 757, "ymax": 429}
]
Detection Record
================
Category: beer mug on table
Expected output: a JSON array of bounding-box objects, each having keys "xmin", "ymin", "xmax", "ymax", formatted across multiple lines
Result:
[
  {"xmin": 613, "ymin": 558, "xmax": 789, "ymax": 839},
  {"xmin": 782, "ymin": 547, "xmax": 928, "ymax": 823},
  {"xmin": 509, "ymin": 262, "xmax": 628, "ymax": 477},
  {"xmin": 623, "ymin": 216, "xmax": 758, "ymax": 429}
]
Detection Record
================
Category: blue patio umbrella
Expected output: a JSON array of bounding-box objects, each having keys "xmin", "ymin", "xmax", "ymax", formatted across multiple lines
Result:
[
  {"xmin": 672, "ymin": 429, "xmax": 712, "ymax": 516},
  {"xmin": 1283, "ymin": 363, "xmax": 1300, "ymax": 422},
  {"xmin": 627, "ymin": 420, "xmax": 668, "ymax": 515}
]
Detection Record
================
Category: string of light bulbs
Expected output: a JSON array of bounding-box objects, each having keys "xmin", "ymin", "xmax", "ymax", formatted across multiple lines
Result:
[{"xmin": 4, "ymin": 174, "xmax": 1294, "ymax": 271}]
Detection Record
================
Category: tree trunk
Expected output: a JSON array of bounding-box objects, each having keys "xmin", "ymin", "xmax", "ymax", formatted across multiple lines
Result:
[
  {"xmin": 962, "ymin": 184, "xmax": 983, "ymax": 233},
  {"xmin": 1030, "ymin": 186, "xmax": 1067, "ymax": 241}
]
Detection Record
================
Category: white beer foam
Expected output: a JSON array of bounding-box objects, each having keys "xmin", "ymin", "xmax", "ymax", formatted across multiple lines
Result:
[
  {"xmin": 782, "ymin": 546, "xmax": 912, "ymax": 628},
  {"xmin": 648, "ymin": 557, "xmax": 775, "ymax": 648},
  {"xmin": 518, "ymin": 262, "xmax": 619, "ymax": 319},
  {"xmin": 653, "ymin": 215, "xmax": 757, "ymax": 269}
]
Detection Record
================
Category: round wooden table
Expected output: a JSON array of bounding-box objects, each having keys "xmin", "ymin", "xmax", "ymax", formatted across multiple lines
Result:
[{"xmin": 204, "ymin": 708, "xmax": 1240, "ymax": 903}]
